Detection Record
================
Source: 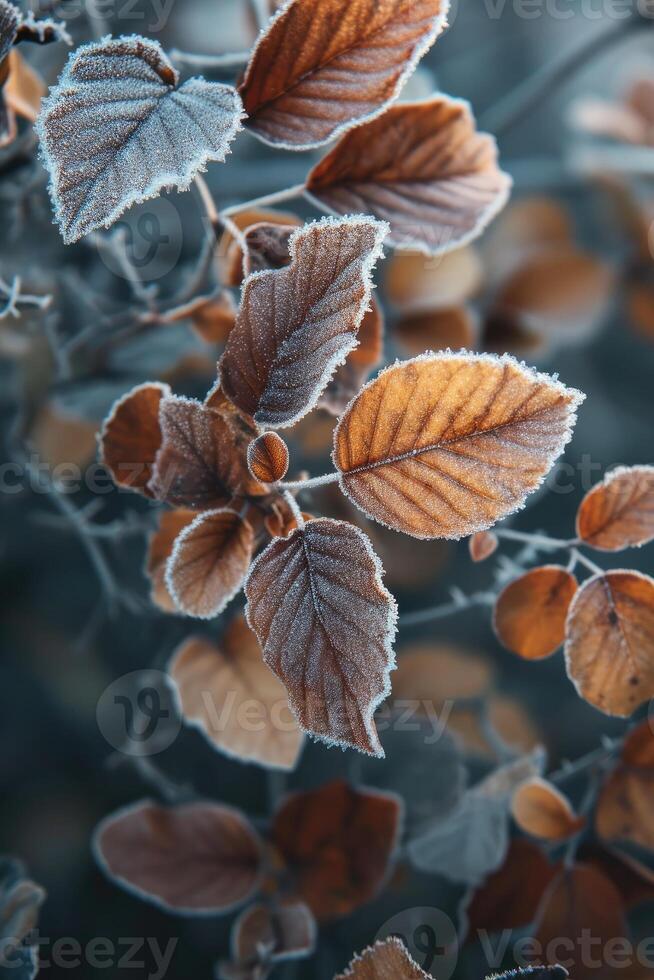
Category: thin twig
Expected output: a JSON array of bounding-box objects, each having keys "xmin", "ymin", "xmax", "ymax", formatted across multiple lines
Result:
[
  {"xmin": 282, "ymin": 490, "xmax": 305, "ymax": 531},
  {"xmin": 399, "ymin": 590, "xmax": 495, "ymax": 628},
  {"xmin": 169, "ymin": 49, "xmax": 251, "ymax": 69},
  {"xmin": 279, "ymin": 472, "xmax": 340, "ymax": 492},
  {"xmin": 495, "ymin": 527, "xmax": 576, "ymax": 551},
  {"xmin": 222, "ymin": 183, "xmax": 306, "ymax": 217}
]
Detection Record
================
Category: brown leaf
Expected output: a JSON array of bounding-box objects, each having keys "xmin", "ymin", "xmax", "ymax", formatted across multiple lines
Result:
[
  {"xmin": 239, "ymin": 0, "xmax": 448, "ymax": 150},
  {"xmin": 100, "ymin": 382, "xmax": 170, "ymax": 496},
  {"xmin": 30, "ymin": 403, "xmax": 98, "ymax": 469},
  {"xmin": 576, "ymin": 465, "xmax": 654, "ymax": 552},
  {"xmin": 469, "ymin": 530, "xmax": 498, "ymax": 562},
  {"xmin": 169, "ymin": 614, "xmax": 303, "ymax": 769},
  {"xmin": 306, "ymin": 97, "xmax": 512, "ymax": 254},
  {"xmin": 493, "ymin": 566, "xmax": 578, "ymax": 660},
  {"xmin": 146, "ymin": 508, "xmax": 196, "ymax": 613},
  {"xmin": 451, "ymin": 694, "xmax": 543, "ymax": 759},
  {"xmin": 319, "ymin": 298, "xmax": 384, "ymax": 416},
  {"xmin": 481, "ymin": 196, "xmax": 573, "ymax": 282},
  {"xmin": 231, "ymin": 900, "xmax": 316, "ymax": 965},
  {"xmin": 564, "ymin": 570, "xmax": 654, "ymax": 716},
  {"xmin": 219, "ymin": 216, "xmax": 387, "ymax": 428},
  {"xmin": 385, "ymin": 247, "xmax": 483, "ymax": 312},
  {"xmin": 148, "ymin": 396, "xmax": 258, "ymax": 509},
  {"xmin": 272, "ymin": 780, "xmax": 402, "ymax": 921},
  {"xmin": 395, "ymin": 307, "xmax": 477, "ymax": 357},
  {"xmin": 465, "ymin": 838, "xmax": 560, "ymax": 937},
  {"xmin": 217, "ymin": 208, "xmax": 301, "ymax": 287},
  {"xmin": 94, "ymin": 800, "xmax": 263, "ymax": 914},
  {"xmin": 242, "ymin": 222, "xmax": 296, "ymax": 278},
  {"xmin": 245, "ymin": 518, "xmax": 397, "ymax": 756},
  {"xmin": 334, "ymin": 352, "xmax": 584, "ymax": 539},
  {"xmin": 511, "ymin": 777, "xmax": 585, "ymax": 842},
  {"xmin": 247, "ymin": 432, "xmax": 290, "ymax": 484},
  {"xmin": 166, "ymin": 290, "xmax": 237, "ymax": 345},
  {"xmin": 166, "ymin": 509, "xmax": 254, "ymax": 618},
  {"xmin": 4, "ymin": 49, "xmax": 45, "ymax": 123},
  {"xmin": 392, "ymin": 643, "xmax": 494, "ymax": 709},
  {"xmin": 596, "ymin": 721, "xmax": 654, "ymax": 852},
  {"xmin": 535, "ymin": 864, "xmax": 627, "ymax": 980},
  {"xmin": 335, "ymin": 938, "xmax": 430, "ymax": 980}
]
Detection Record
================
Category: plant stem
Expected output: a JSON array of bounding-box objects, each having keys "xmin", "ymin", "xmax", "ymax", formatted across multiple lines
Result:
[
  {"xmin": 194, "ymin": 174, "xmax": 246, "ymax": 247},
  {"xmin": 279, "ymin": 472, "xmax": 341, "ymax": 492},
  {"xmin": 399, "ymin": 590, "xmax": 495, "ymax": 628},
  {"xmin": 282, "ymin": 490, "xmax": 305, "ymax": 530},
  {"xmin": 221, "ymin": 183, "xmax": 305, "ymax": 217},
  {"xmin": 169, "ymin": 49, "xmax": 250, "ymax": 69},
  {"xmin": 549, "ymin": 736, "xmax": 622, "ymax": 786},
  {"xmin": 495, "ymin": 527, "xmax": 575, "ymax": 551},
  {"xmin": 482, "ymin": 15, "xmax": 647, "ymax": 137},
  {"xmin": 570, "ymin": 547, "xmax": 604, "ymax": 577}
]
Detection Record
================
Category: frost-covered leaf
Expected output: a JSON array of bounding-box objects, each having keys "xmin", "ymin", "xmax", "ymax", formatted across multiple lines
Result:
[
  {"xmin": 306, "ymin": 97, "xmax": 512, "ymax": 254},
  {"xmin": 239, "ymin": 0, "xmax": 449, "ymax": 150},
  {"xmin": 576, "ymin": 465, "xmax": 654, "ymax": 552},
  {"xmin": 335, "ymin": 938, "xmax": 431, "ymax": 980},
  {"xmin": 36, "ymin": 36, "xmax": 243, "ymax": 243},
  {"xmin": 493, "ymin": 970, "xmax": 568, "ymax": 980},
  {"xmin": 408, "ymin": 751, "xmax": 543, "ymax": 885},
  {"xmin": 334, "ymin": 352, "xmax": 584, "ymax": 540},
  {"xmin": 219, "ymin": 216, "xmax": 387, "ymax": 428},
  {"xmin": 230, "ymin": 900, "xmax": 316, "ymax": 965},
  {"xmin": 245, "ymin": 518, "xmax": 397, "ymax": 756},
  {"xmin": 169, "ymin": 613, "xmax": 303, "ymax": 770},
  {"xmin": 0, "ymin": 1, "xmax": 19, "ymax": 64},
  {"xmin": 148, "ymin": 396, "xmax": 260, "ymax": 509},
  {"xmin": 146, "ymin": 507, "xmax": 196, "ymax": 613},
  {"xmin": 242, "ymin": 222, "xmax": 296, "ymax": 278},
  {"xmin": 247, "ymin": 432, "xmax": 289, "ymax": 484},
  {"xmin": 166, "ymin": 509, "xmax": 254, "ymax": 618},
  {"xmin": 493, "ymin": 566, "xmax": 578, "ymax": 660},
  {"xmin": 469, "ymin": 530, "xmax": 498, "ymax": 562},
  {"xmin": 319, "ymin": 298, "xmax": 384, "ymax": 416},
  {"xmin": 272, "ymin": 780, "xmax": 402, "ymax": 921},
  {"xmin": 94, "ymin": 799, "xmax": 263, "ymax": 914},
  {"xmin": 100, "ymin": 382, "xmax": 171, "ymax": 497},
  {"xmin": 564, "ymin": 570, "xmax": 654, "ymax": 716},
  {"xmin": 511, "ymin": 777, "xmax": 585, "ymax": 842},
  {"xmin": 218, "ymin": 208, "xmax": 301, "ymax": 287}
]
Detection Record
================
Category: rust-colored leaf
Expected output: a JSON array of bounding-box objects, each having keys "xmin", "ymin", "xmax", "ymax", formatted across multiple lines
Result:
[
  {"xmin": 146, "ymin": 508, "xmax": 196, "ymax": 613},
  {"xmin": 596, "ymin": 721, "xmax": 654, "ymax": 852},
  {"xmin": 247, "ymin": 432, "xmax": 289, "ymax": 484},
  {"xmin": 169, "ymin": 613, "xmax": 303, "ymax": 769},
  {"xmin": 100, "ymin": 382, "xmax": 170, "ymax": 496},
  {"xmin": 148, "ymin": 396, "xmax": 257, "ymax": 509},
  {"xmin": 395, "ymin": 307, "xmax": 477, "ymax": 357},
  {"xmin": 218, "ymin": 208, "xmax": 301, "ymax": 287},
  {"xmin": 94, "ymin": 800, "xmax": 263, "ymax": 914},
  {"xmin": 469, "ymin": 530, "xmax": 498, "ymax": 562},
  {"xmin": 576, "ymin": 465, "xmax": 654, "ymax": 552},
  {"xmin": 239, "ymin": 0, "xmax": 448, "ymax": 150},
  {"xmin": 334, "ymin": 352, "xmax": 584, "ymax": 539},
  {"xmin": 564, "ymin": 570, "xmax": 654, "ymax": 716},
  {"xmin": 219, "ymin": 216, "xmax": 387, "ymax": 428},
  {"xmin": 242, "ymin": 222, "xmax": 296, "ymax": 278},
  {"xmin": 511, "ymin": 777, "xmax": 585, "ymax": 842},
  {"xmin": 493, "ymin": 566, "xmax": 578, "ymax": 660},
  {"xmin": 392, "ymin": 643, "xmax": 494, "ymax": 709},
  {"xmin": 4, "ymin": 49, "xmax": 45, "ymax": 123},
  {"xmin": 245, "ymin": 518, "xmax": 397, "ymax": 756},
  {"xmin": 272, "ymin": 780, "xmax": 402, "ymax": 921},
  {"xmin": 167, "ymin": 290, "xmax": 237, "ymax": 344},
  {"xmin": 535, "ymin": 864, "xmax": 627, "ymax": 980},
  {"xmin": 386, "ymin": 246, "xmax": 483, "ymax": 312},
  {"xmin": 465, "ymin": 838, "xmax": 560, "ymax": 937},
  {"xmin": 306, "ymin": 97, "xmax": 512, "ymax": 254},
  {"xmin": 319, "ymin": 298, "xmax": 384, "ymax": 416},
  {"xmin": 166, "ymin": 509, "xmax": 254, "ymax": 619},
  {"xmin": 335, "ymin": 938, "xmax": 430, "ymax": 980}
]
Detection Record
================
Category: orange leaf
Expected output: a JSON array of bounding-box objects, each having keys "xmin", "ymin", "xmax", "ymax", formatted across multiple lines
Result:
[
  {"xmin": 146, "ymin": 508, "xmax": 196, "ymax": 613},
  {"xmin": 564, "ymin": 570, "xmax": 654, "ymax": 716},
  {"xmin": 239, "ymin": 0, "xmax": 448, "ymax": 150},
  {"xmin": 319, "ymin": 298, "xmax": 384, "ymax": 416},
  {"xmin": 94, "ymin": 800, "xmax": 263, "ymax": 914},
  {"xmin": 469, "ymin": 530, "xmax": 498, "ymax": 563},
  {"xmin": 595, "ymin": 721, "xmax": 654, "ymax": 852},
  {"xmin": 511, "ymin": 777, "xmax": 585, "ymax": 841},
  {"xmin": 169, "ymin": 613, "xmax": 303, "ymax": 769},
  {"xmin": 148, "ymin": 396, "xmax": 259, "ymax": 508},
  {"xmin": 100, "ymin": 382, "xmax": 170, "ymax": 497},
  {"xmin": 166, "ymin": 509, "xmax": 254, "ymax": 618},
  {"xmin": 392, "ymin": 643, "xmax": 494, "ymax": 709},
  {"xmin": 335, "ymin": 938, "xmax": 429, "ymax": 979},
  {"xmin": 334, "ymin": 352, "xmax": 584, "ymax": 539},
  {"xmin": 493, "ymin": 566, "xmax": 578, "ymax": 660},
  {"xmin": 535, "ymin": 864, "xmax": 627, "ymax": 980},
  {"xmin": 245, "ymin": 518, "xmax": 397, "ymax": 756},
  {"xmin": 385, "ymin": 246, "xmax": 483, "ymax": 312},
  {"xmin": 247, "ymin": 432, "xmax": 290, "ymax": 484},
  {"xmin": 306, "ymin": 97, "xmax": 511, "ymax": 254},
  {"xmin": 576, "ymin": 465, "xmax": 654, "ymax": 552},
  {"xmin": 272, "ymin": 780, "xmax": 402, "ymax": 921},
  {"xmin": 219, "ymin": 216, "xmax": 387, "ymax": 428},
  {"xmin": 395, "ymin": 307, "xmax": 477, "ymax": 358},
  {"xmin": 4, "ymin": 49, "xmax": 45, "ymax": 123}
]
